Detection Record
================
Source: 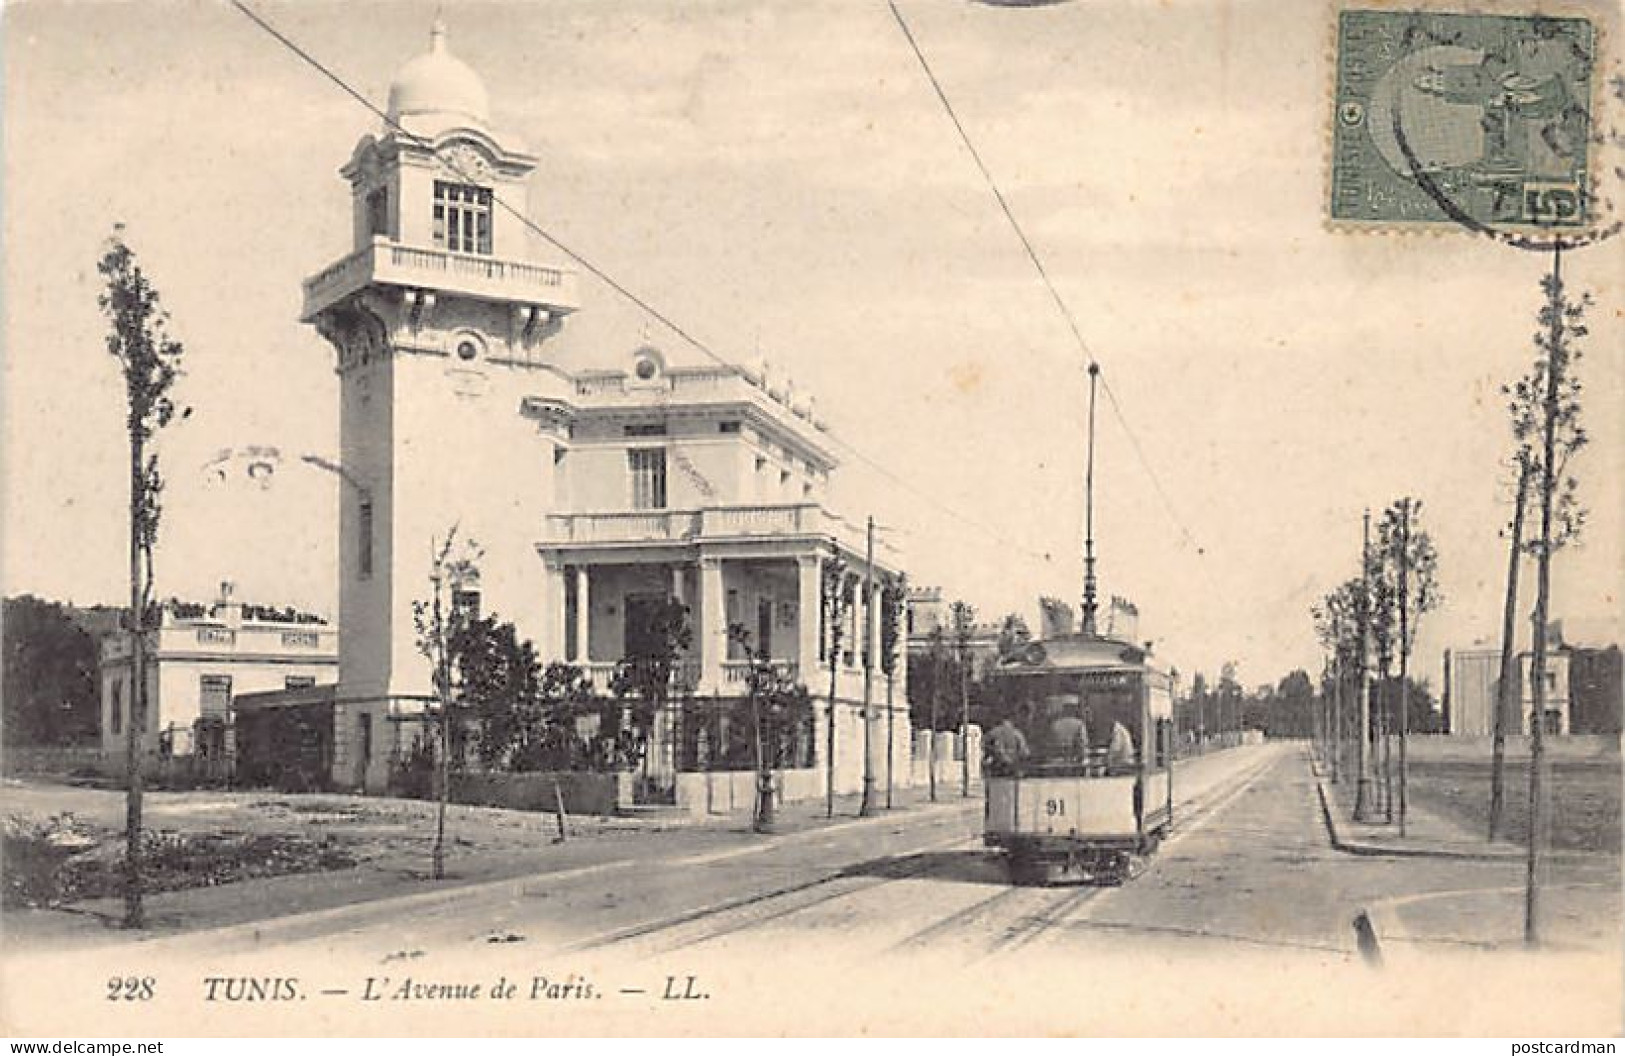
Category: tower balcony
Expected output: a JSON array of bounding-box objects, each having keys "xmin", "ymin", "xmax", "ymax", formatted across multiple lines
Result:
[{"xmin": 301, "ymin": 237, "xmax": 579, "ymax": 322}]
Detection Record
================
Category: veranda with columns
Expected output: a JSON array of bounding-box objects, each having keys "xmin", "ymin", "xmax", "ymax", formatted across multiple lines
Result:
[{"xmin": 536, "ymin": 508, "xmax": 909, "ymax": 800}]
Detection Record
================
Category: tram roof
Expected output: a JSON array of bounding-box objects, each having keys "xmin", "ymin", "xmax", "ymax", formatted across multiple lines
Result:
[{"xmin": 992, "ymin": 632, "xmax": 1164, "ymax": 677}]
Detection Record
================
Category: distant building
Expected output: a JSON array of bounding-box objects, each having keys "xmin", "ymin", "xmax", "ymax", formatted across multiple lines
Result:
[
  {"xmin": 99, "ymin": 583, "xmax": 337, "ymax": 770},
  {"xmin": 905, "ymin": 586, "xmax": 1001, "ymax": 677},
  {"xmin": 1443, "ymin": 647, "xmax": 1502, "ymax": 737},
  {"xmin": 1569, "ymin": 646, "xmax": 1623, "ymax": 735},
  {"xmin": 1442, "ymin": 625, "xmax": 1610, "ymax": 737}
]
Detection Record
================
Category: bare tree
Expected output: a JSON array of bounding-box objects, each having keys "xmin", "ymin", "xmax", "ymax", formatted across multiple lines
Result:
[
  {"xmin": 1379, "ymin": 497, "xmax": 1440, "ymax": 837},
  {"xmin": 413, "ymin": 526, "xmax": 482, "ymax": 881},
  {"xmin": 1313, "ymin": 579, "xmax": 1362, "ymax": 785},
  {"xmin": 1517, "ymin": 248, "xmax": 1590, "ymax": 945},
  {"xmin": 1489, "ymin": 452, "xmax": 1531, "ymax": 841},
  {"xmin": 98, "ymin": 227, "xmax": 189, "ymax": 928}
]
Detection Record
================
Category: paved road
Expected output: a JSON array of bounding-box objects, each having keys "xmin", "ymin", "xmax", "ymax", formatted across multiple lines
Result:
[{"xmin": 8, "ymin": 744, "xmax": 1618, "ymax": 1035}]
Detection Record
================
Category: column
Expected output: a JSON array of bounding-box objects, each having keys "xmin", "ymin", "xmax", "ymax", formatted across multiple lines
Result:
[
  {"xmin": 574, "ymin": 566, "xmax": 590, "ymax": 663},
  {"xmin": 542, "ymin": 560, "xmax": 567, "ymax": 663},
  {"xmin": 796, "ymin": 554, "xmax": 820, "ymax": 682},
  {"xmin": 671, "ymin": 563, "xmax": 690, "ymax": 686},
  {"xmin": 866, "ymin": 578, "xmax": 883, "ymax": 780},
  {"xmin": 700, "ymin": 556, "xmax": 725, "ymax": 691}
]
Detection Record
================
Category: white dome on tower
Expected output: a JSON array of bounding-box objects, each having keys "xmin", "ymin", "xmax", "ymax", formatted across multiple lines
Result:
[{"xmin": 386, "ymin": 18, "xmax": 489, "ymax": 130}]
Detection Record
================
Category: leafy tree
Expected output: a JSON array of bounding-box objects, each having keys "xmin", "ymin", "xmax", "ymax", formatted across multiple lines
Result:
[
  {"xmin": 1273, "ymin": 669, "xmax": 1316, "ymax": 738},
  {"xmin": 729, "ymin": 624, "xmax": 814, "ymax": 832},
  {"xmin": 819, "ymin": 552, "xmax": 851, "ymax": 817},
  {"xmin": 878, "ymin": 572, "xmax": 908, "ymax": 808},
  {"xmin": 1187, "ymin": 671, "xmax": 1210, "ymax": 746},
  {"xmin": 2, "ymin": 596, "xmax": 100, "ymax": 746},
  {"xmin": 950, "ymin": 600, "xmax": 976, "ymax": 796},
  {"xmin": 99, "ymin": 227, "xmax": 189, "ymax": 928},
  {"xmin": 449, "ymin": 615, "xmax": 543, "ymax": 770},
  {"xmin": 1217, "ymin": 661, "xmax": 1241, "ymax": 743}
]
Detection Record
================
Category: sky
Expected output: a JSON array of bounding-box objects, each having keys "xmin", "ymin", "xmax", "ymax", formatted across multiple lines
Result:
[{"xmin": 3, "ymin": 0, "xmax": 1622, "ymax": 689}]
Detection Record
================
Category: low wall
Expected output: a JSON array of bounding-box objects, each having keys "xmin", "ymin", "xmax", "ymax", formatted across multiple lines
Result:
[
  {"xmin": 2, "ymin": 746, "xmax": 106, "ymax": 776},
  {"xmin": 909, "ymin": 729, "xmax": 981, "ymax": 790},
  {"xmin": 450, "ymin": 770, "xmax": 629, "ymax": 816},
  {"xmin": 1407, "ymin": 733, "xmax": 1620, "ymax": 763},
  {"xmin": 675, "ymin": 768, "xmax": 825, "ymax": 817}
]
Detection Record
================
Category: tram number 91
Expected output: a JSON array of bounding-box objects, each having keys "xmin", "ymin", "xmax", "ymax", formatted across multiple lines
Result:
[{"xmin": 1045, "ymin": 798, "xmax": 1066, "ymax": 817}]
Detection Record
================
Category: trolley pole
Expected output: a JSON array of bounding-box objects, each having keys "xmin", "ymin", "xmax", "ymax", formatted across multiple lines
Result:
[{"xmin": 859, "ymin": 517, "xmax": 879, "ymax": 817}]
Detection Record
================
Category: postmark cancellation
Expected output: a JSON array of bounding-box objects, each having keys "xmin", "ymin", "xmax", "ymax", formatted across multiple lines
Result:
[{"xmin": 1330, "ymin": 8, "xmax": 1596, "ymax": 231}]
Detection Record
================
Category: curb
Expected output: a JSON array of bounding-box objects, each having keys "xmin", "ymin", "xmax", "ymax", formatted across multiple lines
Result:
[
  {"xmin": 77, "ymin": 791, "xmax": 986, "ymax": 953},
  {"xmin": 1312, "ymin": 769, "xmax": 1522, "ymax": 862}
]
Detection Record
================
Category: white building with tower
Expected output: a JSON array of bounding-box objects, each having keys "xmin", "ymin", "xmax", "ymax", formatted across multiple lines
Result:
[{"xmin": 299, "ymin": 21, "xmax": 909, "ymax": 803}]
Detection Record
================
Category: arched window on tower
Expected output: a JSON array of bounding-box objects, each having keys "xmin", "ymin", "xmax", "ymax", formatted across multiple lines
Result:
[{"xmin": 433, "ymin": 181, "xmax": 492, "ymax": 255}]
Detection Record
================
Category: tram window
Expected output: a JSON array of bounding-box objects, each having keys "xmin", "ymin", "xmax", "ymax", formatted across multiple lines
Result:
[{"xmin": 990, "ymin": 672, "xmax": 1143, "ymax": 775}]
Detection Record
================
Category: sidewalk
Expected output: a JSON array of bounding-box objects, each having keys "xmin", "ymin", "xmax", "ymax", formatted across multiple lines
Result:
[
  {"xmin": 1364, "ymin": 883, "xmax": 1623, "ymax": 957},
  {"xmin": 1308, "ymin": 750, "xmax": 1522, "ymax": 861},
  {"xmin": 1307, "ymin": 749, "xmax": 1620, "ymax": 959},
  {"xmin": 2, "ymin": 778, "xmax": 982, "ymax": 951}
]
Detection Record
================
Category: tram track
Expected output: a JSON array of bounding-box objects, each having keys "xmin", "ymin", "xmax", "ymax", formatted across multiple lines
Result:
[
  {"xmin": 573, "ymin": 747, "xmax": 1284, "ymax": 962},
  {"xmin": 568, "ymin": 824, "xmax": 978, "ymax": 955}
]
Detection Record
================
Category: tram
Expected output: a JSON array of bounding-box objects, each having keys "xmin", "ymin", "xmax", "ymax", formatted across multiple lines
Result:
[{"xmin": 983, "ymin": 633, "xmax": 1175, "ymax": 884}]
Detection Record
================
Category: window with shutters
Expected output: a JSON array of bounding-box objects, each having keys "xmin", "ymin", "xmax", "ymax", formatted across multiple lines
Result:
[
  {"xmin": 199, "ymin": 674, "xmax": 233, "ymax": 716},
  {"xmin": 628, "ymin": 448, "xmax": 667, "ymax": 510}
]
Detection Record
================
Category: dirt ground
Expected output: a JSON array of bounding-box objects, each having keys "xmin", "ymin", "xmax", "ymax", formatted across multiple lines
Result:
[
  {"xmin": 1404, "ymin": 755, "xmax": 1622, "ymax": 852},
  {"xmin": 1, "ymin": 774, "xmax": 684, "ymax": 904}
]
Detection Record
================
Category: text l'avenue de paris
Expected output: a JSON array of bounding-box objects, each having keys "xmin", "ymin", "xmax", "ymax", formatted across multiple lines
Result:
[{"xmin": 200, "ymin": 973, "xmax": 710, "ymax": 1004}]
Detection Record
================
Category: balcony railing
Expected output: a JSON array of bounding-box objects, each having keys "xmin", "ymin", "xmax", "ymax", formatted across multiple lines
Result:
[
  {"xmin": 577, "ymin": 660, "xmax": 702, "ymax": 691},
  {"xmin": 721, "ymin": 659, "xmax": 800, "ymax": 685},
  {"xmin": 302, "ymin": 239, "xmax": 578, "ymax": 321},
  {"xmin": 544, "ymin": 504, "xmax": 901, "ymax": 563}
]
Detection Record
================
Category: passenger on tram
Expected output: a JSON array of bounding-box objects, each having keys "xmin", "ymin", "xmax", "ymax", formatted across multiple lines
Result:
[
  {"xmin": 984, "ymin": 718, "xmax": 1030, "ymax": 776},
  {"xmin": 1045, "ymin": 696, "xmax": 1088, "ymax": 764},
  {"xmin": 1105, "ymin": 720, "xmax": 1136, "ymax": 772}
]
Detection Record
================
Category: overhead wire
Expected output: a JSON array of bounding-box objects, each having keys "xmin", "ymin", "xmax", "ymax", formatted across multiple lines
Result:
[
  {"xmin": 885, "ymin": 0, "xmax": 1207, "ymax": 562},
  {"xmin": 230, "ymin": 0, "xmax": 1058, "ymax": 569}
]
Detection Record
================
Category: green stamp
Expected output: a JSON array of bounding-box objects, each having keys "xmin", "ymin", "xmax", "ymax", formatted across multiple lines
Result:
[{"xmin": 1331, "ymin": 9, "xmax": 1595, "ymax": 229}]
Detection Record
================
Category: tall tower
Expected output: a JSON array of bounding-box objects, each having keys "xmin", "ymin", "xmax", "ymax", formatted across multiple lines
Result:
[{"xmin": 301, "ymin": 20, "xmax": 578, "ymax": 791}]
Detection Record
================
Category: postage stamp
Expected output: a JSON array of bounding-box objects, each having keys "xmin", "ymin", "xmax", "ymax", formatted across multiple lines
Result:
[{"xmin": 1330, "ymin": 9, "xmax": 1596, "ymax": 230}]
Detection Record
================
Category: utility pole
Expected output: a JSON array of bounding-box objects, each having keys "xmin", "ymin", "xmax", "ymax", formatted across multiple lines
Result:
[
  {"xmin": 1490, "ymin": 457, "xmax": 1529, "ymax": 841},
  {"xmin": 859, "ymin": 517, "xmax": 878, "ymax": 816},
  {"xmin": 1355, "ymin": 510, "xmax": 1374, "ymax": 821},
  {"xmin": 1397, "ymin": 498, "xmax": 1411, "ymax": 837}
]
